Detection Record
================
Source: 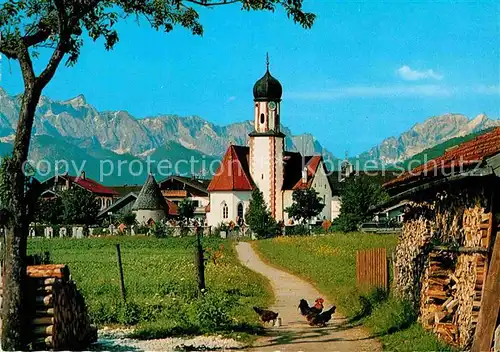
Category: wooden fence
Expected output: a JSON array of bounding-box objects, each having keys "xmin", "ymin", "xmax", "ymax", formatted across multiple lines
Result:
[{"xmin": 356, "ymin": 248, "xmax": 388, "ymax": 291}]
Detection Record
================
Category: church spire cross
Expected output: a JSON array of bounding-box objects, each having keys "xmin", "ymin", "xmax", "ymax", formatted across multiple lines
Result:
[{"xmin": 266, "ymin": 52, "xmax": 270, "ymax": 71}]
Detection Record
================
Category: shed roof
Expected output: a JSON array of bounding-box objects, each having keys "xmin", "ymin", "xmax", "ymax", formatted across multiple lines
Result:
[{"xmin": 385, "ymin": 127, "xmax": 500, "ymax": 189}]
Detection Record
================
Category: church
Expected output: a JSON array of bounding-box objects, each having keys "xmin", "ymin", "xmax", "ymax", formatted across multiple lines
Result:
[{"xmin": 206, "ymin": 60, "xmax": 333, "ymax": 227}]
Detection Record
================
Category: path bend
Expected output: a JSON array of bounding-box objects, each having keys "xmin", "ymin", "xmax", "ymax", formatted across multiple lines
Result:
[{"xmin": 236, "ymin": 241, "xmax": 381, "ymax": 352}]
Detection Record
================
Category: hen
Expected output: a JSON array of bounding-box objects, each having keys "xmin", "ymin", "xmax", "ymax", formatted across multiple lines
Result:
[
  {"xmin": 298, "ymin": 298, "xmax": 324, "ymax": 321},
  {"xmin": 308, "ymin": 306, "xmax": 336, "ymax": 327},
  {"xmin": 253, "ymin": 306, "xmax": 279, "ymax": 325}
]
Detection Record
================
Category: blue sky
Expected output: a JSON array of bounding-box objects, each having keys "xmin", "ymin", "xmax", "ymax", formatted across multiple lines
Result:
[{"xmin": 1, "ymin": 0, "xmax": 499, "ymax": 156}]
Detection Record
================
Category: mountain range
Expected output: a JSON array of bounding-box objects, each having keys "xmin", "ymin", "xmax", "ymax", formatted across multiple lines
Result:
[{"xmin": 0, "ymin": 87, "xmax": 498, "ymax": 185}]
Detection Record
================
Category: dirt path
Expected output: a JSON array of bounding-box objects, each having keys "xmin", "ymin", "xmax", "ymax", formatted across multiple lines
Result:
[{"xmin": 236, "ymin": 242, "xmax": 381, "ymax": 352}]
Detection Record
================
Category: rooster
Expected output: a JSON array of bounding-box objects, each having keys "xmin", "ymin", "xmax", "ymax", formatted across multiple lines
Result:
[
  {"xmin": 253, "ymin": 306, "xmax": 279, "ymax": 325},
  {"xmin": 308, "ymin": 306, "xmax": 336, "ymax": 327},
  {"xmin": 298, "ymin": 298, "xmax": 324, "ymax": 321}
]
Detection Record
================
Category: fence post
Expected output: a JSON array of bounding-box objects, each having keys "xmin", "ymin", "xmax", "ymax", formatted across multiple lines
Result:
[{"xmin": 115, "ymin": 244, "xmax": 126, "ymax": 303}]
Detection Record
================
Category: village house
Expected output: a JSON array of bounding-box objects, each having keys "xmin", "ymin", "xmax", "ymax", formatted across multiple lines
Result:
[
  {"xmin": 40, "ymin": 171, "xmax": 119, "ymax": 210},
  {"xmin": 99, "ymin": 175, "xmax": 209, "ymax": 221},
  {"xmin": 98, "ymin": 175, "xmax": 180, "ymax": 223},
  {"xmin": 206, "ymin": 62, "xmax": 333, "ymax": 227},
  {"xmin": 381, "ymin": 127, "xmax": 500, "ymax": 350},
  {"xmin": 158, "ymin": 175, "xmax": 210, "ymax": 220}
]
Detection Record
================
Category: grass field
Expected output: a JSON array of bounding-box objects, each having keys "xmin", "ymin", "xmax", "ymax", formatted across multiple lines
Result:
[
  {"xmin": 256, "ymin": 233, "xmax": 454, "ymax": 352},
  {"xmin": 28, "ymin": 236, "xmax": 272, "ymax": 340}
]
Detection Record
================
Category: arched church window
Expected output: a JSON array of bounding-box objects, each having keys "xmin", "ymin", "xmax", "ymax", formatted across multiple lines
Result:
[
  {"xmin": 260, "ymin": 113, "xmax": 265, "ymax": 124},
  {"xmin": 222, "ymin": 202, "xmax": 229, "ymax": 219},
  {"xmin": 237, "ymin": 203, "xmax": 244, "ymax": 219}
]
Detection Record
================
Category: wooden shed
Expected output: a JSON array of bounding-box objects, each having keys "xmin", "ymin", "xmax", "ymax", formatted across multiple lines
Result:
[{"xmin": 382, "ymin": 127, "xmax": 500, "ymax": 351}]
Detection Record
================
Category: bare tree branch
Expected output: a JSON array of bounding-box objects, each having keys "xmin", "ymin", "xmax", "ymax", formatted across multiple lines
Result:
[
  {"xmin": 17, "ymin": 45, "xmax": 36, "ymax": 86},
  {"xmin": 37, "ymin": 0, "xmax": 69, "ymax": 88},
  {"xmin": 23, "ymin": 25, "xmax": 52, "ymax": 47}
]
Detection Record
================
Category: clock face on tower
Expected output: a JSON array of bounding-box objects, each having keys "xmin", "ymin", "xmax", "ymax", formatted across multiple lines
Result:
[{"xmin": 267, "ymin": 101, "xmax": 277, "ymax": 111}]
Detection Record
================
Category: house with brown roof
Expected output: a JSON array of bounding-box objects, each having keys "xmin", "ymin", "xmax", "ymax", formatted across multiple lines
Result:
[
  {"xmin": 41, "ymin": 171, "xmax": 119, "ymax": 210},
  {"xmin": 379, "ymin": 127, "xmax": 500, "ymax": 350},
  {"xmin": 206, "ymin": 62, "xmax": 333, "ymax": 227}
]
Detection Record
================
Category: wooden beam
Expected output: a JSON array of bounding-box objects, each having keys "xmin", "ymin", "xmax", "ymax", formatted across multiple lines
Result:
[
  {"xmin": 431, "ymin": 246, "xmax": 489, "ymax": 254},
  {"xmin": 471, "ymin": 230, "xmax": 500, "ymax": 352}
]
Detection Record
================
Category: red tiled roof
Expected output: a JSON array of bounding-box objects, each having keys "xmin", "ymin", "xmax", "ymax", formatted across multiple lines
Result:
[
  {"xmin": 68, "ymin": 176, "xmax": 119, "ymax": 196},
  {"xmin": 385, "ymin": 127, "xmax": 500, "ymax": 188},
  {"xmin": 166, "ymin": 200, "xmax": 178, "ymax": 216},
  {"xmin": 292, "ymin": 156, "xmax": 322, "ymax": 190},
  {"xmin": 207, "ymin": 145, "xmax": 254, "ymax": 191}
]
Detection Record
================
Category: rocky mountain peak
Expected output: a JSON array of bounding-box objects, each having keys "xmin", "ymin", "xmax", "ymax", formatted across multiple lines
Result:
[{"xmin": 63, "ymin": 94, "xmax": 88, "ymax": 108}]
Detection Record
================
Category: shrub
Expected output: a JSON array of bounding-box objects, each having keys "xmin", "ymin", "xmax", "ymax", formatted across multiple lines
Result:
[
  {"xmin": 194, "ymin": 291, "xmax": 234, "ymax": 333},
  {"xmin": 149, "ymin": 222, "xmax": 167, "ymax": 238},
  {"xmin": 134, "ymin": 224, "xmax": 149, "ymax": 235},
  {"xmin": 365, "ymin": 297, "xmax": 417, "ymax": 335},
  {"xmin": 119, "ymin": 301, "xmax": 142, "ymax": 326}
]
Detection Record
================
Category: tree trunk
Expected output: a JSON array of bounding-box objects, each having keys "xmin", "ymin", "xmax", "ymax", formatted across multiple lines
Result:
[{"xmin": 1, "ymin": 86, "xmax": 42, "ymax": 350}]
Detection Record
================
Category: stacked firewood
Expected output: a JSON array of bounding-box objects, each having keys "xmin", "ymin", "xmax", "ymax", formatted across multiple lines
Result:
[
  {"xmin": 419, "ymin": 252, "xmax": 460, "ymax": 345},
  {"xmin": 420, "ymin": 252, "xmax": 487, "ymax": 347},
  {"xmin": 455, "ymin": 254, "xmax": 486, "ymax": 347},
  {"xmin": 463, "ymin": 207, "xmax": 490, "ymax": 247},
  {"xmin": 27, "ymin": 264, "xmax": 97, "ymax": 350},
  {"xmin": 394, "ymin": 203, "xmax": 434, "ymax": 305}
]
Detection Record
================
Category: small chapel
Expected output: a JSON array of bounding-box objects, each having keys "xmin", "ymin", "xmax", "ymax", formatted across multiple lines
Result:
[{"xmin": 206, "ymin": 59, "xmax": 333, "ymax": 227}]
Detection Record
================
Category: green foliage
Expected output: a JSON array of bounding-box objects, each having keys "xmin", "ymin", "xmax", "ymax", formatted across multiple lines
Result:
[
  {"xmin": 177, "ymin": 198, "xmax": 195, "ymax": 224},
  {"xmin": 27, "ymin": 236, "xmax": 272, "ymax": 339},
  {"xmin": 364, "ymin": 297, "xmax": 416, "ymax": 335},
  {"xmin": 148, "ymin": 221, "xmax": 168, "ymax": 238},
  {"xmin": 245, "ymin": 188, "xmax": 280, "ymax": 239},
  {"xmin": 60, "ymin": 187, "xmax": 100, "ymax": 225},
  {"xmin": 333, "ymin": 175, "xmax": 389, "ymax": 232},
  {"xmin": 285, "ymin": 188, "xmax": 325, "ymax": 225},
  {"xmin": 117, "ymin": 211, "xmax": 136, "ymax": 227},
  {"xmin": 195, "ymin": 291, "xmax": 234, "ymax": 333},
  {"xmin": 256, "ymin": 234, "xmax": 453, "ymax": 352},
  {"xmin": 34, "ymin": 197, "xmax": 63, "ymax": 224},
  {"xmin": 0, "ymin": 0, "xmax": 314, "ymax": 69}
]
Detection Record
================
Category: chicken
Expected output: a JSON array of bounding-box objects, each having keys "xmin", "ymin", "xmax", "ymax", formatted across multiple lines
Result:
[
  {"xmin": 298, "ymin": 298, "xmax": 324, "ymax": 321},
  {"xmin": 308, "ymin": 306, "xmax": 336, "ymax": 327},
  {"xmin": 253, "ymin": 306, "xmax": 279, "ymax": 325}
]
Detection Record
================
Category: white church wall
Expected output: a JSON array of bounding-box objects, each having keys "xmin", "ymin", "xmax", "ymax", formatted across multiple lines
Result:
[{"xmin": 206, "ymin": 191, "xmax": 251, "ymax": 227}]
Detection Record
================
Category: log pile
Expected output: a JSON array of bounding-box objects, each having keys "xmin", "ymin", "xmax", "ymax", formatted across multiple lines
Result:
[
  {"xmin": 26, "ymin": 264, "xmax": 97, "ymax": 350},
  {"xmin": 393, "ymin": 202, "xmax": 434, "ymax": 306},
  {"xmin": 397, "ymin": 187, "xmax": 494, "ymax": 349},
  {"xmin": 417, "ymin": 203, "xmax": 491, "ymax": 348},
  {"xmin": 419, "ymin": 252, "xmax": 487, "ymax": 347}
]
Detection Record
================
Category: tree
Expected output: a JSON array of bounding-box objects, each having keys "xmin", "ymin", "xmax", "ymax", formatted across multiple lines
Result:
[
  {"xmin": 117, "ymin": 211, "xmax": 136, "ymax": 227},
  {"xmin": 285, "ymin": 188, "xmax": 325, "ymax": 234},
  {"xmin": 333, "ymin": 174, "xmax": 389, "ymax": 232},
  {"xmin": 34, "ymin": 197, "xmax": 63, "ymax": 224},
  {"xmin": 245, "ymin": 188, "xmax": 279, "ymax": 238},
  {"xmin": 60, "ymin": 187, "xmax": 100, "ymax": 225},
  {"xmin": 0, "ymin": 1, "xmax": 314, "ymax": 348},
  {"xmin": 178, "ymin": 198, "xmax": 195, "ymax": 225}
]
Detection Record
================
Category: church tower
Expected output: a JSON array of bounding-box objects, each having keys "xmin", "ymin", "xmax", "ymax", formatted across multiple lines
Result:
[{"xmin": 249, "ymin": 55, "xmax": 285, "ymax": 220}]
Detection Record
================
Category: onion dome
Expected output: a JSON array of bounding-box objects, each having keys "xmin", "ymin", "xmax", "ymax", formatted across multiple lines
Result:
[{"xmin": 253, "ymin": 55, "xmax": 282, "ymax": 101}]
